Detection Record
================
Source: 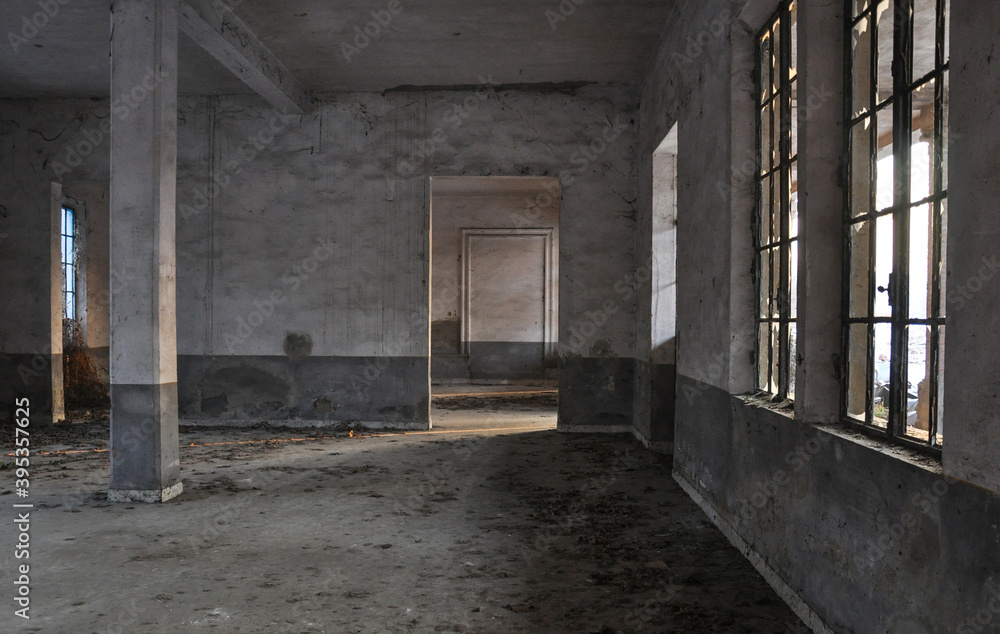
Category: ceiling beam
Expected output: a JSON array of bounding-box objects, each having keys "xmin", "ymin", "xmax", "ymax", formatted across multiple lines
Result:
[{"xmin": 179, "ymin": 0, "xmax": 311, "ymax": 115}]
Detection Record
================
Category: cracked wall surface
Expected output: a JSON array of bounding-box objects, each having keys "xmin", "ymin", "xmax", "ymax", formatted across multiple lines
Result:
[
  {"xmin": 0, "ymin": 100, "xmax": 111, "ymax": 424},
  {"xmin": 648, "ymin": 1, "xmax": 1000, "ymax": 632},
  {"xmin": 1, "ymin": 84, "xmax": 640, "ymax": 427}
]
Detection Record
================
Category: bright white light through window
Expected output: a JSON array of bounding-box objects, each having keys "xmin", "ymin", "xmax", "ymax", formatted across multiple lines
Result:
[
  {"xmin": 61, "ymin": 206, "xmax": 76, "ymax": 320},
  {"xmin": 872, "ymin": 143, "xmax": 932, "ymax": 392}
]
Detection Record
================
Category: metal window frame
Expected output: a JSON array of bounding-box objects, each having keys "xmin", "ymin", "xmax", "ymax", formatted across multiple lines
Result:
[
  {"xmin": 754, "ymin": 0, "xmax": 798, "ymax": 401},
  {"xmin": 61, "ymin": 205, "xmax": 76, "ymax": 321},
  {"xmin": 842, "ymin": 0, "xmax": 949, "ymax": 455}
]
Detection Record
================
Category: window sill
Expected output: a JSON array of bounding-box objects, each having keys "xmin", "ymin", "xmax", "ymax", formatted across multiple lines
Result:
[
  {"xmin": 821, "ymin": 422, "xmax": 943, "ymax": 473},
  {"xmin": 740, "ymin": 392, "xmax": 795, "ymax": 418},
  {"xmin": 736, "ymin": 394, "xmax": 943, "ymax": 475}
]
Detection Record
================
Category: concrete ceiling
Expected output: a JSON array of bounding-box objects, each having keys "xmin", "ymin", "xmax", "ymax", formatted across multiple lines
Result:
[
  {"xmin": 0, "ymin": 0, "xmax": 673, "ymax": 98},
  {"xmin": 234, "ymin": 0, "xmax": 674, "ymax": 92},
  {"xmin": 0, "ymin": 0, "xmax": 254, "ymax": 98}
]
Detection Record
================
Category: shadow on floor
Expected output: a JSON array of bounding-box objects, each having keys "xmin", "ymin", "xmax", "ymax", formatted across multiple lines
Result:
[{"xmin": 3, "ymin": 410, "xmax": 808, "ymax": 633}]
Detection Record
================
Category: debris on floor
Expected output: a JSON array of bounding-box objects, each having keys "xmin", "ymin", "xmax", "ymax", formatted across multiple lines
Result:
[{"xmin": 0, "ymin": 390, "xmax": 808, "ymax": 632}]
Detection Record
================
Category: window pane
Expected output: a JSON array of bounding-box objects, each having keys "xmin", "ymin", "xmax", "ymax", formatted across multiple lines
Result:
[
  {"xmin": 771, "ymin": 247, "xmax": 781, "ymax": 315},
  {"xmin": 911, "ymin": 82, "xmax": 936, "ymax": 204},
  {"xmin": 788, "ymin": 322, "xmax": 797, "ymax": 400},
  {"xmin": 772, "ymin": 190, "xmax": 782, "ymax": 246},
  {"xmin": 911, "ymin": 138, "xmax": 933, "ymax": 206},
  {"xmin": 873, "ymin": 322, "xmax": 892, "ymax": 428},
  {"xmin": 851, "ymin": 16, "xmax": 873, "ymax": 118},
  {"xmin": 912, "ymin": 0, "xmax": 938, "ymax": 80},
  {"xmin": 773, "ymin": 21, "xmax": 782, "ymax": 95},
  {"xmin": 770, "ymin": 176, "xmax": 781, "ymax": 246},
  {"xmin": 847, "ymin": 323, "xmax": 869, "ymax": 420},
  {"xmin": 909, "ymin": 203, "xmax": 932, "ymax": 320},
  {"xmin": 756, "ymin": 1, "xmax": 796, "ymax": 401},
  {"xmin": 759, "ymin": 249, "xmax": 772, "ymax": 318},
  {"xmin": 941, "ymin": 71, "xmax": 949, "ymax": 192},
  {"xmin": 761, "ymin": 104, "xmax": 772, "ymax": 174},
  {"xmin": 850, "ymin": 121, "xmax": 873, "ymax": 218},
  {"xmin": 936, "ymin": 325, "xmax": 945, "ymax": 441},
  {"xmin": 876, "ymin": 0, "xmax": 894, "ymax": 105},
  {"xmin": 874, "ymin": 213, "xmax": 893, "ymax": 318},
  {"xmin": 761, "ymin": 174, "xmax": 774, "ymax": 245},
  {"xmin": 758, "ymin": 326, "xmax": 770, "ymax": 390},
  {"xmin": 790, "ymin": 239, "xmax": 799, "ymax": 318},
  {"xmin": 875, "ymin": 111, "xmax": 894, "ymax": 211},
  {"xmin": 790, "ymin": 97, "xmax": 798, "ymax": 158},
  {"xmin": 61, "ymin": 207, "xmax": 76, "ymax": 321},
  {"xmin": 938, "ymin": 198, "xmax": 948, "ymax": 318},
  {"xmin": 849, "ymin": 221, "xmax": 871, "ymax": 318},
  {"xmin": 943, "ymin": 0, "xmax": 950, "ymax": 65},
  {"xmin": 845, "ymin": 0, "xmax": 948, "ymax": 446},
  {"xmin": 770, "ymin": 324, "xmax": 781, "ymax": 394},
  {"xmin": 760, "ymin": 32, "xmax": 772, "ymax": 102},
  {"xmin": 903, "ymin": 325, "xmax": 932, "ymax": 441},
  {"xmin": 772, "ymin": 102, "xmax": 781, "ymax": 168},
  {"xmin": 789, "ymin": 2, "xmax": 798, "ymax": 78},
  {"xmin": 759, "ymin": 176, "xmax": 768, "ymax": 246},
  {"xmin": 789, "ymin": 161, "xmax": 798, "ymax": 239}
]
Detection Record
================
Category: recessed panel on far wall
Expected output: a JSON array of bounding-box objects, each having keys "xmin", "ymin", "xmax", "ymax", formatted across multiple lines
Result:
[{"xmin": 463, "ymin": 229, "xmax": 553, "ymax": 380}]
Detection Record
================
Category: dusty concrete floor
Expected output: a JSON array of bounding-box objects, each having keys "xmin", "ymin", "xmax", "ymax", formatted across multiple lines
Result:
[{"xmin": 0, "ymin": 391, "xmax": 809, "ymax": 633}]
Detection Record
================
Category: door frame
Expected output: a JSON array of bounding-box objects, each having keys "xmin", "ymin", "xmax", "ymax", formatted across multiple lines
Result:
[{"xmin": 460, "ymin": 228, "xmax": 557, "ymax": 358}]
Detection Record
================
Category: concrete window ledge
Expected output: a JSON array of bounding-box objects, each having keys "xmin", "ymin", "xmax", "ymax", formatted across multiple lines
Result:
[
  {"xmin": 806, "ymin": 422, "xmax": 944, "ymax": 475},
  {"xmin": 736, "ymin": 394, "xmax": 943, "ymax": 475},
  {"xmin": 737, "ymin": 393, "xmax": 796, "ymax": 420}
]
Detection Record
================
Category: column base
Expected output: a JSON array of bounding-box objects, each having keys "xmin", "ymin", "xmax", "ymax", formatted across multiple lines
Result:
[{"xmin": 108, "ymin": 481, "xmax": 183, "ymax": 504}]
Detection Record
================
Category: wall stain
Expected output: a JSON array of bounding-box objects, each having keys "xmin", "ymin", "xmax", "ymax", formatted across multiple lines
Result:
[{"xmin": 284, "ymin": 332, "xmax": 314, "ymax": 359}]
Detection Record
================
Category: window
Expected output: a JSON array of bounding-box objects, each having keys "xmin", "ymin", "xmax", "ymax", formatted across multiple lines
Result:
[
  {"xmin": 844, "ymin": 0, "xmax": 949, "ymax": 452},
  {"xmin": 61, "ymin": 206, "xmax": 76, "ymax": 320},
  {"xmin": 755, "ymin": 0, "xmax": 798, "ymax": 401}
]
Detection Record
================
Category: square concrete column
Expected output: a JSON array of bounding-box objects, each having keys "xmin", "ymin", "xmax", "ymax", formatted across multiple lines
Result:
[
  {"xmin": 944, "ymin": 1, "xmax": 1000, "ymax": 492},
  {"xmin": 108, "ymin": 0, "xmax": 182, "ymax": 503},
  {"xmin": 794, "ymin": 0, "xmax": 845, "ymax": 424}
]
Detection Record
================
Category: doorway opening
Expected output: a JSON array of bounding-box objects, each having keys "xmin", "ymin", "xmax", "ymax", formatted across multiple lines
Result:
[
  {"xmin": 649, "ymin": 125, "xmax": 678, "ymax": 443},
  {"xmin": 58, "ymin": 189, "xmax": 110, "ymax": 417},
  {"xmin": 429, "ymin": 176, "xmax": 560, "ymax": 428}
]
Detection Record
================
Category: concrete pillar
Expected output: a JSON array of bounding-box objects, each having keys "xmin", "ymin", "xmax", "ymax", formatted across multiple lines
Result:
[
  {"xmin": 727, "ymin": 15, "xmax": 760, "ymax": 396},
  {"xmin": 794, "ymin": 0, "xmax": 845, "ymax": 423},
  {"xmin": 943, "ymin": 1, "xmax": 1000, "ymax": 492},
  {"xmin": 108, "ymin": 0, "xmax": 182, "ymax": 503},
  {"xmin": 48, "ymin": 183, "xmax": 66, "ymax": 424}
]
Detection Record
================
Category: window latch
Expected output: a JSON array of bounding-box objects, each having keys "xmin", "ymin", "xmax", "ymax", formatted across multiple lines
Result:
[{"xmin": 878, "ymin": 273, "xmax": 897, "ymax": 309}]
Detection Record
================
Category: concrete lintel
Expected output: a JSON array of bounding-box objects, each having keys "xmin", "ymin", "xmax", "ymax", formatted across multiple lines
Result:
[
  {"xmin": 108, "ymin": 482, "xmax": 184, "ymax": 504},
  {"xmin": 179, "ymin": 0, "xmax": 311, "ymax": 115}
]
